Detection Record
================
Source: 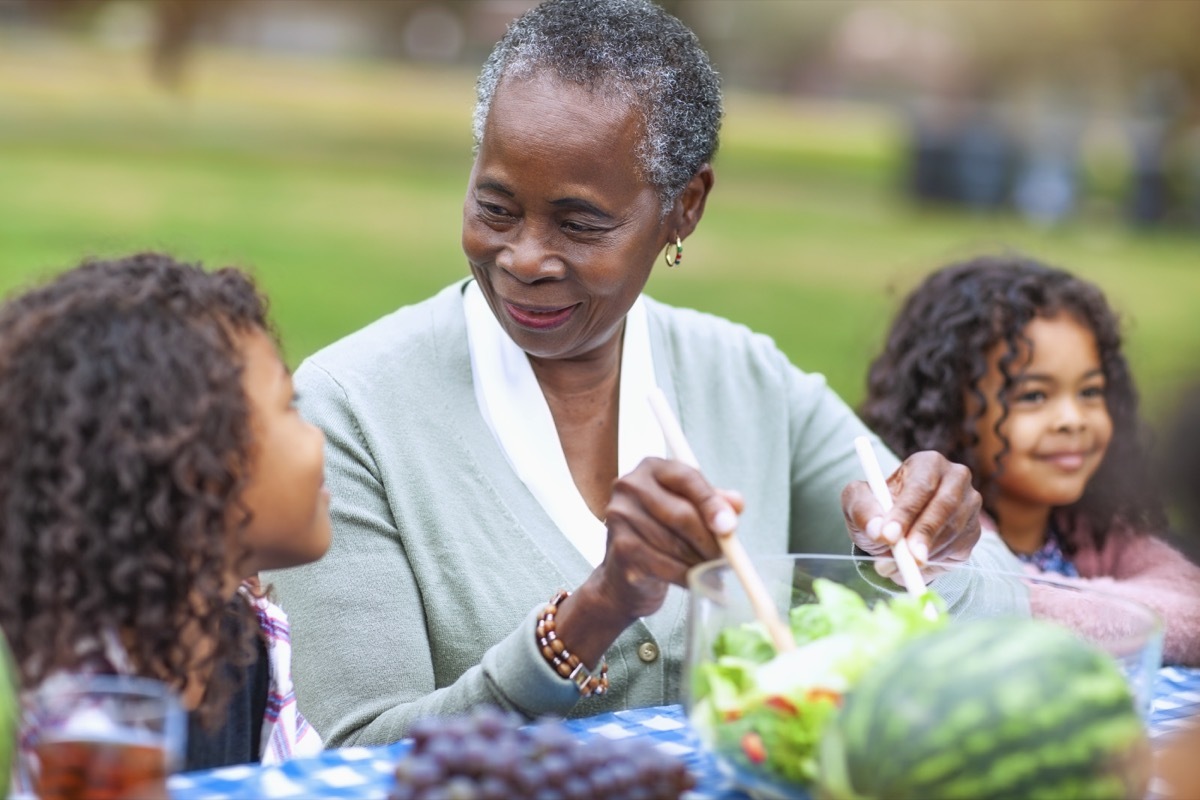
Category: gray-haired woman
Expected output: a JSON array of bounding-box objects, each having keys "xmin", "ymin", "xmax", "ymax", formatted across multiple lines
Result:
[{"xmin": 266, "ymin": 0, "xmax": 1021, "ymax": 747}]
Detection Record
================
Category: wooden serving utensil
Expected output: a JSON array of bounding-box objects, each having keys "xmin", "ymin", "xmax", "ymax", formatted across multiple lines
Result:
[{"xmin": 648, "ymin": 388, "xmax": 796, "ymax": 654}]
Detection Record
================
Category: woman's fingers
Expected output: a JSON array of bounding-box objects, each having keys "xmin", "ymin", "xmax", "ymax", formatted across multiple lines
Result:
[
  {"xmin": 719, "ymin": 488, "xmax": 746, "ymax": 515},
  {"xmin": 597, "ymin": 457, "xmax": 745, "ymax": 621},
  {"xmin": 844, "ymin": 451, "xmax": 982, "ymax": 570},
  {"xmin": 605, "ymin": 491, "xmax": 708, "ymax": 573},
  {"xmin": 890, "ymin": 453, "xmax": 980, "ymax": 564},
  {"xmin": 601, "ymin": 515, "xmax": 695, "ymax": 588},
  {"xmin": 610, "ymin": 457, "xmax": 730, "ymax": 560},
  {"xmin": 841, "ymin": 481, "xmax": 890, "ymax": 555}
]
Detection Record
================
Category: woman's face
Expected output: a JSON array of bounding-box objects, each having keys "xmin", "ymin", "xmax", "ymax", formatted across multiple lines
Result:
[
  {"xmin": 972, "ymin": 313, "xmax": 1114, "ymax": 516},
  {"xmin": 462, "ymin": 73, "xmax": 674, "ymax": 363},
  {"xmin": 234, "ymin": 328, "xmax": 332, "ymax": 577}
]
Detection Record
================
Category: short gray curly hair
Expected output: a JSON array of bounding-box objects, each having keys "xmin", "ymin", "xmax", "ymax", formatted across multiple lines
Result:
[{"xmin": 473, "ymin": 0, "xmax": 723, "ymax": 213}]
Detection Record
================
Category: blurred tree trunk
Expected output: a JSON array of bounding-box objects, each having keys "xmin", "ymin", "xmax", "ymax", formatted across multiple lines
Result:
[{"xmin": 150, "ymin": 0, "xmax": 238, "ymax": 90}]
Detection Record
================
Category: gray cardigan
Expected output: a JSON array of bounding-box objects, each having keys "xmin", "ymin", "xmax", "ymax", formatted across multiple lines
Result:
[{"xmin": 266, "ymin": 280, "xmax": 1022, "ymax": 747}]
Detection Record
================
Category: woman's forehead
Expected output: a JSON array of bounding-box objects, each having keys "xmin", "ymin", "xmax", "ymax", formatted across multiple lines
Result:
[
  {"xmin": 494, "ymin": 73, "xmax": 641, "ymax": 135},
  {"xmin": 481, "ymin": 74, "xmax": 646, "ymax": 171}
]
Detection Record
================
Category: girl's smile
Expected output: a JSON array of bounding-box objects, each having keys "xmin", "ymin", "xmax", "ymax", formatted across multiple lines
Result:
[{"xmin": 1035, "ymin": 448, "xmax": 1097, "ymax": 472}]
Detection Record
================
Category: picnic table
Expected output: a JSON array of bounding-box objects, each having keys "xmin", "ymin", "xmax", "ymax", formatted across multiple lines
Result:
[{"xmin": 169, "ymin": 667, "xmax": 1200, "ymax": 799}]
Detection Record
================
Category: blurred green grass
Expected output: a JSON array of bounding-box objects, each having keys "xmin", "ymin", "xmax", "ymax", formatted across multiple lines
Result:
[{"xmin": 2, "ymin": 38, "xmax": 1198, "ymax": 425}]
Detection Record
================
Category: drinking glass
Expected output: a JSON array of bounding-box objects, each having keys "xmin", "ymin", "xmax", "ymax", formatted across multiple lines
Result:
[{"xmin": 21, "ymin": 674, "xmax": 185, "ymax": 800}]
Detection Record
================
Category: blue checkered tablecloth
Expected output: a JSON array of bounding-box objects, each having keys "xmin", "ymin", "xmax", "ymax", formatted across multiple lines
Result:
[
  {"xmin": 1147, "ymin": 666, "xmax": 1200, "ymax": 739},
  {"xmin": 168, "ymin": 667, "xmax": 1200, "ymax": 800}
]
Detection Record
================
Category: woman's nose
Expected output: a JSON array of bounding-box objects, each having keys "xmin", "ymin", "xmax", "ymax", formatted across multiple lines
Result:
[{"xmin": 496, "ymin": 224, "xmax": 565, "ymax": 283}]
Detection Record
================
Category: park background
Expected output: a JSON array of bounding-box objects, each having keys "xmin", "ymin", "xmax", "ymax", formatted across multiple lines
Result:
[{"xmin": 2, "ymin": 1, "xmax": 1198, "ymax": 442}]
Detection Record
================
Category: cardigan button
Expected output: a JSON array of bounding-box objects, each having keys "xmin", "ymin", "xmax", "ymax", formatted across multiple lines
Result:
[{"xmin": 637, "ymin": 641, "xmax": 659, "ymax": 663}]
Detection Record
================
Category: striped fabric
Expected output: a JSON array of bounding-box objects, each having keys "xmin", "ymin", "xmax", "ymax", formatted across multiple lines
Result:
[{"xmin": 244, "ymin": 587, "xmax": 324, "ymax": 764}]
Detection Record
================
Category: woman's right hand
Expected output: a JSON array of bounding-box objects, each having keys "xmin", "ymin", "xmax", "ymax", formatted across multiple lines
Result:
[
  {"xmin": 551, "ymin": 457, "xmax": 742, "ymax": 668},
  {"xmin": 595, "ymin": 456, "xmax": 742, "ymax": 620}
]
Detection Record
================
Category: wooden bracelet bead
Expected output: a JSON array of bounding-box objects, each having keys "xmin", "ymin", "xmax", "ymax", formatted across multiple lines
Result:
[{"xmin": 535, "ymin": 589, "xmax": 609, "ymax": 697}]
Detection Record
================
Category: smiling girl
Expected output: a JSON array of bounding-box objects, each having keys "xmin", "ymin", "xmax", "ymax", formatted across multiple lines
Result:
[
  {"xmin": 861, "ymin": 253, "xmax": 1200, "ymax": 665},
  {"xmin": 0, "ymin": 253, "xmax": 329, "ymax": 790}
]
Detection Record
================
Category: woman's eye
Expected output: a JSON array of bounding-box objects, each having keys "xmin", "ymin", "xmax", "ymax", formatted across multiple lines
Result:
[
  {"xmin": 1081, "ymin": 385, "xmax": 1106, "ymax": 399},
  {"xmin": 1014, "ymin": 390, "xmax": 1046, "ymax": 404},
  {"xmin": 478, "ymin": 201, "xmax": 511, "ymax": 218}
]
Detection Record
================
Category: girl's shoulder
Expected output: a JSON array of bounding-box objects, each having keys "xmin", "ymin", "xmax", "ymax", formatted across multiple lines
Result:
[
  {"xmin": 1057, "ymin": 511, "xmax": 1155, "ymax": 550},
  {"xmin": 1058, "ymin": 511, "xmax": 1189, "ymax": 578}
]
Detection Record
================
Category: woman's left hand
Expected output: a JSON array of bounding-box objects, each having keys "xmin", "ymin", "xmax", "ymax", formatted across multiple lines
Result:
[{"xmin": 841, "ymin": 450, "xmax": 981, "ymax": 579}]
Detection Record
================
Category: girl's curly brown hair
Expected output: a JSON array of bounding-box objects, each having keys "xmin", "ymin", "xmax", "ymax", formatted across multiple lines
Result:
[
  {"xmin": 860, "ymin": 253, "xmax": 1165, "ymax": 553},
  {"xmin": 1162, "ymin": 380, "xmax": 1200, "ymax": 543},
  {"xmin": 0, "ymin": 252, "xmax": 273, "ymax": 723}
]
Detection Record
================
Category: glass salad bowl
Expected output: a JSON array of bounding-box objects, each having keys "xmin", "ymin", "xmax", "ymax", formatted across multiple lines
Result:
[{"xmin": 684, "ymin": 553, "xmax": 1163, "ymax": 800}]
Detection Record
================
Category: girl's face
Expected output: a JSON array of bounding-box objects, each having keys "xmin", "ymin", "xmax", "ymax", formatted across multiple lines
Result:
[
  {"xmin": 461, "ymin": 73, "xmax": 674, "ymax": 364},
  {"xmin": 972, "ymin": 313, "xmax": 1113, "ymax": 516},
  {"xmin": 235, "ymin": 328, "xmax": 331, "ymax": 576}
]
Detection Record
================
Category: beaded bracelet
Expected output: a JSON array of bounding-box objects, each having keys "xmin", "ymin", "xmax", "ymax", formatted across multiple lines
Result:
[{"xmin": 536, "ymin": 589, "xmax": 609, "ymax": 697}]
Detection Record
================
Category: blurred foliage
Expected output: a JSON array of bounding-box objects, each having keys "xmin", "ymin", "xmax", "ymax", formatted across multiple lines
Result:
[
  {"xmin": 3, "ymin": 1, "xmax": 1197, "ymax": 548},
  {"xmin": 953, "ymin": 1, "xmax": 1200, "ymax": 97},
  {"xmin": 12, "ymin": 0, "xmax": 1200, "ymax": 105},
  {"xmin": 1, "ymin": 39, "xmax": 1198, "ymax": 431}
]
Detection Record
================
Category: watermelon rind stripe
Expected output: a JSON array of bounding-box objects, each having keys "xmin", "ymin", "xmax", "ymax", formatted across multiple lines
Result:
[
  {"xmin": 918, "ymin": 685, "xmax": 1137, "ymax": 773},
  {"xmin": 926, "ymin": 715, "xmax": 1147, "ymax": 799},
  {"xmin": 831, "ymin": 618, "xmax": 1147, "ymax": 800},
  {"xmin": 883, "ymin": 694, "xmax": 1141, "ymax": 794}
]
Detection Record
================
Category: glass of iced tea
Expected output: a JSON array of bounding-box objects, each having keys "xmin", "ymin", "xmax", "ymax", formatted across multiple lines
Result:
[{"xmin": 25, "ymin": 674, "xmax": 185, "ymax": 800}]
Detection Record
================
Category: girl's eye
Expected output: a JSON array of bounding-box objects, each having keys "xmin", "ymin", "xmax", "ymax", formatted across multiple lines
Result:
[
  {"xmin": 1014, "ymin": 390, "xmax": 1046, "ymax": 405},
  {"xmin": 1081, "ymin": 385, "xmax": 1106, "ymax": 399}
]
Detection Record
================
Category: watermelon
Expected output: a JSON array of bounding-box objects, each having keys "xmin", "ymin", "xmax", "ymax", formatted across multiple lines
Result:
[
  {"xmin": 817, "ymin": 617, "xmax": 1150, "ymax": 800},
  {"xmin": 1, "ymin": 633, "xmax": 16, "ymax": 796}
]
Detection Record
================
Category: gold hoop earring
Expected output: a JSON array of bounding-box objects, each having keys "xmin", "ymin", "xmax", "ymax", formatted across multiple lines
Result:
[{"xmin": 663, "ymin": 236, "xmax": 683, "ymax": 268}]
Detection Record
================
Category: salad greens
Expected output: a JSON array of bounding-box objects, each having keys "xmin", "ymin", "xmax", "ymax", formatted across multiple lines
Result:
[{"xmin": 690, "ymin": 579, "xmax": 947, "ymax": 787}]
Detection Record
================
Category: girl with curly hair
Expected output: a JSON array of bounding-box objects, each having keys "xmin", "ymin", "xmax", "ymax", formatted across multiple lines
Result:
[
  {"xmin": 0, "ymin": 253, "xmax": 330, "ymax": 789},
  {"xmin": 861, "ymin": 252, "xmax": 1200, "ymax": 665}
]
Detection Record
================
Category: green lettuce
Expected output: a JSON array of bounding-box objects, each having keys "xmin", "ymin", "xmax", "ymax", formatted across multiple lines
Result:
[{"xmin": 691, "ymin": 578, "xmax": 947, "ymax": 788}]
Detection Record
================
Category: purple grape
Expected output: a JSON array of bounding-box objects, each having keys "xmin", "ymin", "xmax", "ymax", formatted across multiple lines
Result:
[
  {"xmin": 476, "ymin": 776, "xmax": 511, "ymax": 800},
  {"xmin": 511, "ymin": 761, "xmax": 544, "ymax": 794},
  {"xmin": 394, "ymin": 755, "xmax": 443, "ymax": 789},
  {"xmin": 389, "ymin": 706, "xmax": 694, "ymax": 800},
  {"xmin": 563, "ymin": 777, "xmax": 591, "ymax": 800},
  {"xmin": 539, "ymin": 752, "xmax": 571, "ymax": 787},
  {"xmin": 441, "ymin": 777, "xmax": 480, "ymax": 800}
]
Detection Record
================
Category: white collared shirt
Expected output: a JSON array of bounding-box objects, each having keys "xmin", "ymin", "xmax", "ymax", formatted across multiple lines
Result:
[{"xmin": 464, "ymin": 280, "xmax": 665, "ymax": 566}]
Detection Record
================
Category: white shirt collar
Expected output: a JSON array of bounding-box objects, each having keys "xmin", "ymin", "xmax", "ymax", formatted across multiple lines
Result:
[{"xmin": 464, "ymin": 280, "xmax": 665, "ymax": 567}]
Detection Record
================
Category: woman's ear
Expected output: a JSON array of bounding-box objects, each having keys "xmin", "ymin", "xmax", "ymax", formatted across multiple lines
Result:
[{"xmin": 673, "ymin": 163, "xmax": 714, "ymax": 238}]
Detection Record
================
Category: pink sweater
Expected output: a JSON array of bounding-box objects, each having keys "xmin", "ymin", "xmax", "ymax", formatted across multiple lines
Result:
[
  {"xmin": 1066, "ymin": 524, "xmax": 1200, "ymax": 666},
  {"xmin": 1000, "ymin": 513, "xmax": 1200, "ymax": 666}
]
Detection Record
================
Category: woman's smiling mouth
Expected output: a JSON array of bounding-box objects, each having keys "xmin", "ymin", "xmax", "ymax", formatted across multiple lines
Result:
[{"xmin": 503, "ymin": 301, "xmax": 577, "ymax": 330}]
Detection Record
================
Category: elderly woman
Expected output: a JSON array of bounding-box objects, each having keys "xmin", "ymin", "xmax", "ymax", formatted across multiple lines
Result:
[{"xmin": 267, "ymin": 0, "xmax": 1021, "ymax": 747}]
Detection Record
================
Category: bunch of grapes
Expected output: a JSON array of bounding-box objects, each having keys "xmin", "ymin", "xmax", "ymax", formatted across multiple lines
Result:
[{"xmin": 389, "ymin": 706, "xmax": 696, "ymax": 800}]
